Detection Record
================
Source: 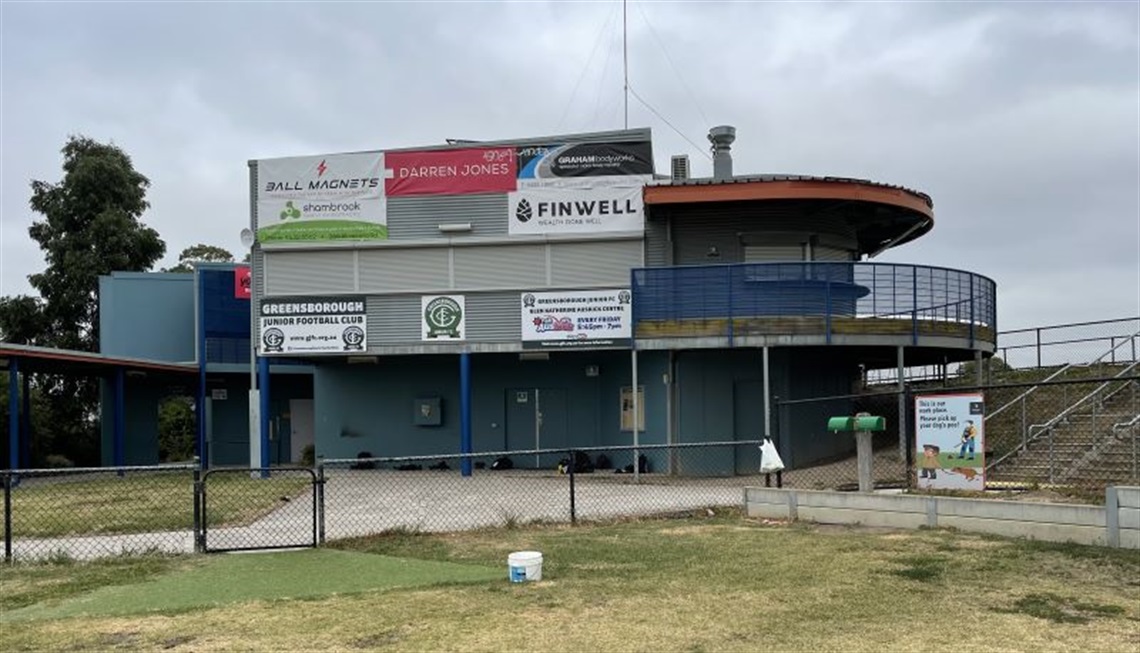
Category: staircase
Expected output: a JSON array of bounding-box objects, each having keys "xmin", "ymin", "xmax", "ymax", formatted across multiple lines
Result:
[{"xmin": 987, "ymin": 377, "xmax": 1139, "ymax": 486}]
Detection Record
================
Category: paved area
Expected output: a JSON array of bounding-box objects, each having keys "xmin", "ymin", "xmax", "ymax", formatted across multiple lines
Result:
[{"xmin": 6, "ymin": 470, "xmax": 753, "ymax": 562}]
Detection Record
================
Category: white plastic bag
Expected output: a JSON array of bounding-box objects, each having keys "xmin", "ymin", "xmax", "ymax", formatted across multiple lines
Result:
[{"xmin": 759, "ymin": 438, "xmax": 785, "ymax": 473}]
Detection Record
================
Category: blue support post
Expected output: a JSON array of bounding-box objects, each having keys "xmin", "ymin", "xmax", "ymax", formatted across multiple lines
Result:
[
  {"xmin": 20, "ymin": 372, "xmax": 30, "ymax": 467},
  {"xmin": 196, "ymin": 271, "xmax": 208, "ymax": 469},
  {"xmin": 8, "ymin": 357, "xmax": 19, "ymax": 471},
  {"xmin": 114, "ymin": 368, "xmax": 126, "ymax": 473},
  {"xmin": 258, "ymin": 356, "xmax": 270, "ymax": 477},
  {"xmin": 460, "ymin": 352, "xmax": 472, "ymax": 477}
]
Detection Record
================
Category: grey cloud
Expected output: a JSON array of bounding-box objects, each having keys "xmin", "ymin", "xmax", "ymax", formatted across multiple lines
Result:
[{"xmin": 1, "ymin": 1, "xmax": 1136, "ymax": 331}]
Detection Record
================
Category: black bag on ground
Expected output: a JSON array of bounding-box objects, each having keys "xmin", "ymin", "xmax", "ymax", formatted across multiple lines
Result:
[{"xmin": 491, "ymin": 456, "xmax": 514, "ymax": 470}]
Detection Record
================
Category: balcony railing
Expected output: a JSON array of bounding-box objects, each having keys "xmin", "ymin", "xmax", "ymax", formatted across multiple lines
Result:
[{"xmin": 631, "ymin": 262, "xmax": 997, "ymax": 348}]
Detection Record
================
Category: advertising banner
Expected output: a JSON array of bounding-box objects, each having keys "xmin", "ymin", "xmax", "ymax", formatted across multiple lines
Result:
[
  {"xmin": 421, "ymin": 295, "xmax": 466, "ymax": 341},
  {"xmin": 256, "ymin": 153, "xmax": 387, "ymax": 243},
  {"xmin": 508, "ymin": 185, "xmax": 645, "ymax": 236},
  {"xmin": 516, "ymin": 141, "xmax": 653, "ymax": 184},
  {"xmin": 385, "ymin": 147, "xmax": 517, "ymax": 197},
  {"xmin": 258, "ymin": 297, "xmax": 367, "ymax": 355},
  {"xmin": 520, "ymin": 289, "xmax": 632, "ymax": 349},
  {"xmin": 233, "ymin": 265, "xmax": 251, "ymax": 300},
  {"xmin": 915, "ymin": 393, "xmax": 986, "ymax": 491}
]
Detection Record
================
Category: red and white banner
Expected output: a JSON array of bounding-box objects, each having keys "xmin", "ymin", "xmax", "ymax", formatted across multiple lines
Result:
[
  {"xmin": 234, "ymin": 265, "xmax": 251, "ymax": 300},
  {"xmin": 385, "ymin": 147, "xmax": 517, "ymax": 197}
]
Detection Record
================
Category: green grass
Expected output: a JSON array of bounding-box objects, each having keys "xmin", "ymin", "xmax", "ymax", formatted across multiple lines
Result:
[
  {"xmin": 257, "ymin": 220, "xmax": 388, "ymax": 242},
  {"xmin": 2, "ymin": 512, "xmax": 1138, "ymax": 652},
  {"xmin": 1, "ymin": 549, "xmax": 500, "ymax": 622},
  {"xmin": 8, "ymin": 472, "xmax": 310, "ymax": 537}
]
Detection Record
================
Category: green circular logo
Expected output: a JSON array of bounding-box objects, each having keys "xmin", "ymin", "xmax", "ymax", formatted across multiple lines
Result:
[{"xmin": 425, "ymin": 297, "xmax": 462, "ymax": 339}]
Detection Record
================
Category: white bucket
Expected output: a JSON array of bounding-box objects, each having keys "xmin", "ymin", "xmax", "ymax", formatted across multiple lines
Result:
[{"xmin": 508, "ymin": 551, "xmax": 543, "ymax": 582}]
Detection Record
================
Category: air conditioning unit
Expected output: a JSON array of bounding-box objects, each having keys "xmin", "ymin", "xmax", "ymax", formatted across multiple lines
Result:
[{"xmin": 671, "ymin": 154, "xmax": 690, "ymax": 181}]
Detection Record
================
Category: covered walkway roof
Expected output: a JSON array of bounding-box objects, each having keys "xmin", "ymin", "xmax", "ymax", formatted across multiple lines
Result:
[{"xmin": 0, "ymin": 342, "xmax": 196, "ymax": 377}]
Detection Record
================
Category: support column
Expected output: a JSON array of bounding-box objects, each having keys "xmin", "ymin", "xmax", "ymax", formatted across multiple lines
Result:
[
  {"xmin": 114, "ymin": 368, "xmax": 126, "ymax": 470},
  {"xmin": 897, "ymin": 345, "xmax": 907, "ymax": 462},
  {"xmin": 666, "ymin": 350, "xmax": 675, "ymax": 475},
  {"xmin": 258, "ymin": 357, "xmax": 270, "ymax": 476},
  {"xmin": 974, "ymin": 350, "xmax": 984, "ymax": 386},
  {"xmin": 632, "ymin": 348, "xmax": 640, "ymax": 482},
  {"xmin": 762, "ymin": 346, "xmax": 771, "ymax": 439},
  {"xmin": 460, "ymin": 352, "xmax": 472, "ymax": 477},
  {"xmin": 21, "ymin": 372, "xmax": 30, "ymax": 467},
  {"xmin": 8, "ymin": 357, "xmax": 19, "ymax": 471}
]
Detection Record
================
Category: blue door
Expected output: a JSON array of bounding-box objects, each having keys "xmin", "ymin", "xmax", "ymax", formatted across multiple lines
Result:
[{"xmin": 505, "ymin": 388, "xmax": 569, "ymax": 469}]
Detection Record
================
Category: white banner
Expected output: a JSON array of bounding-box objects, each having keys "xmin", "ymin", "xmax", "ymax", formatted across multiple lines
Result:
[
  {"xmin": 258, "ymin": 297, "xmax": 367, "ymax": 355},
  {"xmin": 915, "ymin": 393, "xmax": 986, "ymax": 491},
  {"xmin": 256, "ymin": 152, "xmax": 387, "ymax": 243},
  {"xmin": 508, "ymin": 185, "xmax": 645, "ymax": 236},
  {"xmin": 422, "ymin": 295, "xmax": 466, "ymax": 341},
  {"xmin": 520, "ymin": 289, "xmax": 632, "ymax": 349}
]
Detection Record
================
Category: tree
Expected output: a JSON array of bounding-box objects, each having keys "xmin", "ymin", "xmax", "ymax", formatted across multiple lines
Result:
[
  {"xmin": 0, "ymin": 135, "xmax": 167, "ymax": 466},
  {"xmin": 165, "ymin": 244, "xmax": 236, "ymax": 273},
  {"xmin": 158, "ymin": 395, "xmax": 195, "ymax": 462},
  {"xmin": 20, "ymin": 135, "xmax": 166, "ymax": 352}
]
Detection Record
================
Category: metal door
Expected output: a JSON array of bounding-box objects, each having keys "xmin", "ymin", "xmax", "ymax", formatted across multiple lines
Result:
[
  {"xmin": 734, "ymin": 380, "xmax": 765, "ymax": 475},
  {"xmin": 505, "ymin": 388, "xmax": 569, "ymax": 469}
]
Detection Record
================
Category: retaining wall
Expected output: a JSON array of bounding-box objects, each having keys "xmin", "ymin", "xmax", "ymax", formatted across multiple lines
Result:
[{"xmin": 744, "ymin": 485, "xmax": 1139, "ymax": 549}]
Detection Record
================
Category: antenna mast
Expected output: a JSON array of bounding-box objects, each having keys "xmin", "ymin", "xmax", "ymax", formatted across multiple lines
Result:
[{"xmin": 623, "ymin": 0, "xmax": 628, "ymax": 129}]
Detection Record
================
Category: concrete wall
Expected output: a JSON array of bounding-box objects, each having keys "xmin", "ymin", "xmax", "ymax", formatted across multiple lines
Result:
[
  {"xmin": 98, "ymin": 273, "xmax": 195, "ymax": 362},
  {"xmin": 745, "ymin": 486, "xmax": 1140, "ymax": 549},
  {"xmin": 312, "ymin": 350, "xmax": 668, "ymax": 469}
]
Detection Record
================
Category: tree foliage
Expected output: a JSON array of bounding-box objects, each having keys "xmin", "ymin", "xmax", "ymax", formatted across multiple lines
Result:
[
  {"xmin": 166, "ymin": 244, "xmax": 236, "ymax": 273},
  {"xmin": 158, "ymin": 396, "xmax": 196, "ymax": 462},
  {"xmin": 19, "ymin": 135, "xmax": 166, "ymax": 352},
  {"xmin": 0, "ymin": 135, "xmax": 167, "ymax": 465}
]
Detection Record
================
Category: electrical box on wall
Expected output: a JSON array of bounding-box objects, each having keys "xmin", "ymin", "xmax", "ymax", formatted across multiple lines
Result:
[{"xmin": 414, "ymin": 397, "xmax": 442, "ymax": 427}]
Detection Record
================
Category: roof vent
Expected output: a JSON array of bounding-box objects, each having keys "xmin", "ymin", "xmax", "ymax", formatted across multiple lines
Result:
[
  {"xmin": 708, "ymin": 125, "xmax": 736, "ymax": 181},
  {"xmin": 671, "ymin": 155, "xmax": 690, "ymax": 182}
]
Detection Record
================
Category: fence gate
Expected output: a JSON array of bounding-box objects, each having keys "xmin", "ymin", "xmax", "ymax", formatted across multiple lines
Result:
[{"xmin": 200, "ymin": 467, "xmax": 318, "ymax": 553}]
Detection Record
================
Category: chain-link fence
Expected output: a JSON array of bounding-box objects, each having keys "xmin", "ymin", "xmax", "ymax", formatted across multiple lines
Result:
[
  {"xmin": 200, "ymin": 467, "xmax": 317, "ymax": 553},
  {"xmin": 772, "ymin": 373, "xmax": 1140, "ymax": 495},
  {"xmin": 1, "ymin": 464, "xmax": 198, "ymax": 562},
  {"xmin": 773, "ymin": 390, "xmax": 911, "ymax": 491},
  {"xmin": 317, "ymin": 441, "xmax": 761, "ymax": 541}
]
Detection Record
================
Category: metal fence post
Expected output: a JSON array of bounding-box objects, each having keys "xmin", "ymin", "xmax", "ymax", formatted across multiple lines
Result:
[
  {"xmin": 316, "ymin": 459, "xmax": 326, "ymax": 544},
  {"xmin": 192, "ymin": 462, "xmax": 203, "ymax": 554},
  {"xmin": 568, "ymin": 449, "xmax": 577, "ymax": 525},
  {"xmin": 4, "ymin": 473, "xmax": 11, "ymax": 563},
  {"xmin": 1036, "ymin": 328, "xmax": 1042, "ymax": 368},
  {"xmin": 1021, "ymin": 396, "xmax": 1028, "ymax": 452}
]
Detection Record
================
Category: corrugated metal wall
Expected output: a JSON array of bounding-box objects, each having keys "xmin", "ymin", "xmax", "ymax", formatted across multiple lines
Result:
[
  {"xmin": 386, "ymin": 195, "xmax": 507, "ymax": 239},
  {"xmin": 644, "ymin": 217, "xmax": 670, "ymax": 267},
  {"xmin": 366, "ymin": 291, "xmax": 523, "ymax": 345}
]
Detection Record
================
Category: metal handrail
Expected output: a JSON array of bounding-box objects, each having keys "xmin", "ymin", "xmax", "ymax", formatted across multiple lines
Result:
[
  {"xmin": 985, "ymin": 330, "xmax": 1140, "ymax": 422},
  {"xmin": 1113, "ymin": 414, "xmax": 1140, "ymax": 431},
  {"xmin": 986, "ymin": 360, "xmax": 1139, "ymax": 472}
]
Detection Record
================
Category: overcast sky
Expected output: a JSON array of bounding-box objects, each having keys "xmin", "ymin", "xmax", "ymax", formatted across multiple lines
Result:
[{"xmin": 1, "ymin": 1, "xmax": 1137, "ymax": 334}]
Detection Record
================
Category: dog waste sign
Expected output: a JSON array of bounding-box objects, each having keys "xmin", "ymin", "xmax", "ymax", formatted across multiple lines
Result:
[{"xmin": 915, "ymin": 393, "xmax": 986, "ymax": 490}]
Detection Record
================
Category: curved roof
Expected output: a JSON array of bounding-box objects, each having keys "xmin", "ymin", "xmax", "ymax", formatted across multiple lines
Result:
[{"xmin": 644, "ymin": 174, "xmax": 935, "ymax": 253}]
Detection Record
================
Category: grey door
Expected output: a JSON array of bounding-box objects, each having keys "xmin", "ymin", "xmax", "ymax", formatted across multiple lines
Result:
[
  {"xmin": 734, "ymin": 380, "xmax": 765, "ymax": 475},
  {"xmin": 505, "ymin": 388, "xmax": 569, "ymax": 469}
]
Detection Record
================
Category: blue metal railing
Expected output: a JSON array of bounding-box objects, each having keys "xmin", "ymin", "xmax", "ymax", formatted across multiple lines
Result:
[{"xmin": 631, "ymin": 262, "xmax": 997, "ymax": 346}]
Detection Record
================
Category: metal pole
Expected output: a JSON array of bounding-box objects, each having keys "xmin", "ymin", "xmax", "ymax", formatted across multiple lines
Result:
[
  {"xmin": 568, "ymin": 449, "xmax": 577, "ymax": 525},
  {"xmin": 192, "ymin": 463, "xmax": 202, "ymax": 554},
  {"xmin": 763, "ymin": 346, "xmax": 771, "ymax": 438},
  {"xmin": 975, "ymin": 350, "xmax": 983, "ymax": 386},
  {"xmin": 632, "ymin": 348, "xmax": 640, "ymax": 483},
  {"xmin": 622, "ymin": 0, "xmax": 628, "ymax": 130},
  {"xmin": 1021, "ymin": 396, "xmax": 1027, "ymax": 452},
  {"xmin": 4, "ymin": 473, "xmax": 12, "ymax": 563},
  {"xmin": 8, "ymin": 358, "xmax": 19, "ymax": 472},
  {"xmin": 317, "ymin": 459, "xmax": 326, "ymax": 545},
  {"xmin": 1036, "ymin": 328, "xmax": 1042, "ymax": 368},
  {"xmin": 897, "ymin": 346, "xmax": 906, "ymax": 461},
  {"xmin": 459, "ymin": 352, "xmax": 472, "ymax": 477},
  {"xmin": 534, "ymin": 389, "xmax": 541, "ymax": 470}
]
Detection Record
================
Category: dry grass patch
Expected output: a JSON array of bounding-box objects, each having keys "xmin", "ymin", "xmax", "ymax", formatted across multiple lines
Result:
[{"xmin": 3, "ymin": 512, "xmax": 1138, "ymax": 652}]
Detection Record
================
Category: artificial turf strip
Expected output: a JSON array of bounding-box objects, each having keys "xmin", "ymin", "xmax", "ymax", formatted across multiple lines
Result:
[{"xmin": 2, "ymin": 549, "xmax": 502, "ymax": 622}]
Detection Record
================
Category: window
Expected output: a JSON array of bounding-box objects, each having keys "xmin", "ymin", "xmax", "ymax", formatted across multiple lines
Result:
[{"xmin": 620, "ymin": 385, "xmax": 646, "ymax": 432}]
